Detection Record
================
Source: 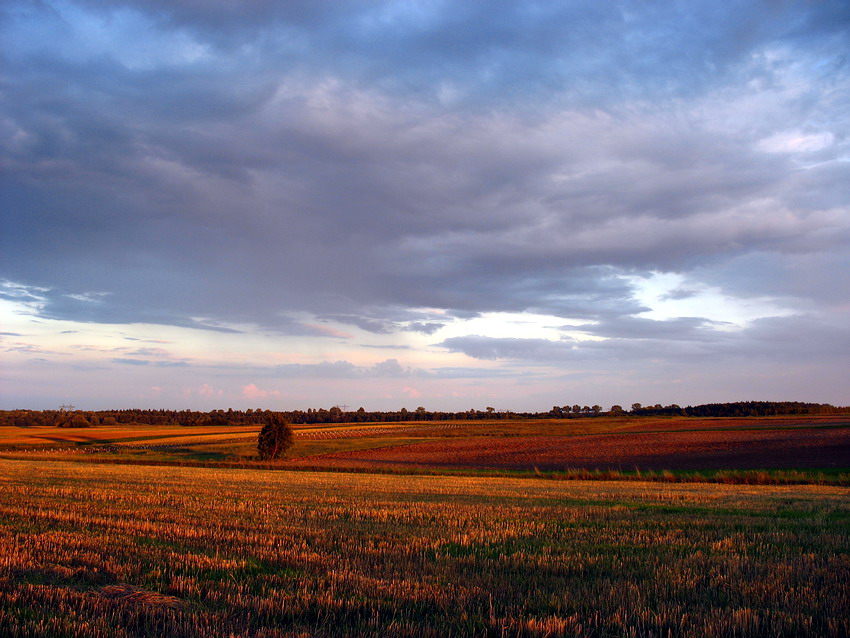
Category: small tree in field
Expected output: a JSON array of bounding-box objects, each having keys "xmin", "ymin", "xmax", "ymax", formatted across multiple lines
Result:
[{"xmin": 257, "ymin": 413, "xmax": 293, "ymax": 460}]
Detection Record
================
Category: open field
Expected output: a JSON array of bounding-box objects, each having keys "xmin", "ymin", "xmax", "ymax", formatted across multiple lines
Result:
[
  {"xmin": 1, "ymin": 459, "xmax": 848, "ymax": 637},
  {"xmin": 1, "ymin": 415, "xmax": 848, "ymax": 482},
  {"xmin": 3, "ymin": 415, "xmax": 847, "ymax": 446},
  {"xmin": 289, "ymin": 426, "xmax": 850, "ymax": 473}
]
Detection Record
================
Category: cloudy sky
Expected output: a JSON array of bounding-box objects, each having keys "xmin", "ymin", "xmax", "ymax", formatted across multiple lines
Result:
[{"xmin": 2, "ymin": 1, "xmax": 849, "ymax": 412}]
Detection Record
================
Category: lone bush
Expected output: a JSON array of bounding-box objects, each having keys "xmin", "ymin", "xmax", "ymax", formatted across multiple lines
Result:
[
  {"xmin": 57, "ymin": 413, "xmax": 91, "ymax": 428},
  {"xmin": 257, "ymin": 413, "xmax": 294, "ymax": 460}
]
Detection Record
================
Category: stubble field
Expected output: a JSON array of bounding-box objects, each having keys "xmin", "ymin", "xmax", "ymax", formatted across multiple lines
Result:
[
  {"xmin": 1, "ymin": 416, "xmax": 849, "ymax": 636},
  {"xmin": 1, "ymin": 459, "xmax": 848, "ymax": 637}
]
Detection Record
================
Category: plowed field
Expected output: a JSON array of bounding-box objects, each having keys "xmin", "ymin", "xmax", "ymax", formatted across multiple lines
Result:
[{"xmin": 286, "ymin": 425, "xmax": 850, "ymax": 471}]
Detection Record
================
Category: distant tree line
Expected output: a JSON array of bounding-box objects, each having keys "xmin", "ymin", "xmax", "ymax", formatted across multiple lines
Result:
[
  {"xmin": 622, "ymin": 401, "xmax": 848, "ymax": 417},
  {"xmin": 0, "ymin": 401, "xmax": 845, "ymax": 428},
  {"xmin": 681, "ymin": 401, "xmax": 845, "ymax": 417},
  {"xmin": 0, "ymin": 406, "xmax": 525, "ymax": 428}
]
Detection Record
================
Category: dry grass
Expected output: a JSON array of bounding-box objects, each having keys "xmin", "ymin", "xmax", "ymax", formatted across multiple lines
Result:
[{"xmin": 1, "ymin": 459, "xmax": 848, "ymax": 637}]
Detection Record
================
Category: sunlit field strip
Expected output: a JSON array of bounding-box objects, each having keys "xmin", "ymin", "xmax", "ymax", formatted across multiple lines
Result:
[
  {"xmin": 0, "ymin": 422, "xmax": 478, "ymax": 449},
  {"xmin": 0, "ymin": 425, "xmax": 261, "ymax": 447},
  {"xmin": 1, "ymin": 459, "xmax": 848, "ymax": 637}
]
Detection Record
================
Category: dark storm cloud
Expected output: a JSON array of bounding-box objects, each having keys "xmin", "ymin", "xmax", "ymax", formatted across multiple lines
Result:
[{"xmin": 1, "ymin": 0, "xmax": 848, "ymax": 340}]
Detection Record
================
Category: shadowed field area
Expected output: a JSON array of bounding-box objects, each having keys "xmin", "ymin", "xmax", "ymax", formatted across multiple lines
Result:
[
  {"xmin": 286, "ymin": 425, "xmax": 850, "ymax": 472},
  {"xmin": 1, "ymin": 459, "xmax": 848, "ymax": 637}
]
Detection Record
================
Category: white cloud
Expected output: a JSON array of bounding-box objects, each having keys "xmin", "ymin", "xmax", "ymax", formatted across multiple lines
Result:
[{"xmin": 758, "ymin": 131, "xmax": 834, "ymax": 154}]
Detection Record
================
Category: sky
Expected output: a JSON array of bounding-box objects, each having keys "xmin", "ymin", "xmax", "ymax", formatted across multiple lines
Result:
[{"xmin": 1, "ymin": 1, "xmax": 849, "ymax": 412}]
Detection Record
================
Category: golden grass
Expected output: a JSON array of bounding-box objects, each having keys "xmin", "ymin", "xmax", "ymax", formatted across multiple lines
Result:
[{"xmin": 1, "ymin": 459, "xmax": 848, "ymax": 637}]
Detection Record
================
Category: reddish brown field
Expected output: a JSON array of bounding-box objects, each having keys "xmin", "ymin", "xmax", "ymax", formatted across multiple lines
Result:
[
  {"xmin": 2, "ymin": 415, "xmax": 848, "ymax": 477},
  {"xmin": 613, "ymin": 414, "xmax": 850, "ymax": 432},
  {"xmin": 286, "ymin": 425, "xmax": 850, "ymax": 472}
]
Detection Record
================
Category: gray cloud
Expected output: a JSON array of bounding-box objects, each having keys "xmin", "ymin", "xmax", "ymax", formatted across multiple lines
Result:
[
  {"xmin": 111, "ymin": 357, "xmax": 188, "ymax": 367},
  {"xmin": 318, "ymin": 315, "xmax": 395, "ymax": 335},
  {"xmin": 38, "ymin": 0, "xmax": 849, "ymax": 110},
  {"xmin": 112, "ymin": 356, "xmax": 524, "ymax": 382},
  {"xmin": 317, "ymin": 310, "xmax": 448, "ymax": 336},
  {"xmin": 4, "ymin": 24, "xmax": 847, "ymax": 324},
  {"xmin": 406, "ymin": 322, "xmax": 443, "ymax": 335},
  {"xmin": 268, "ymin": 358, "xmax": 413, "ymax": 379},
  {"xmin": 6, "ymin": 343, "xmax": 70, "ymax": 357},
  {"xmin": 111, "ymin": 358, "xmax": 151, "ymax": 366},
  {"xmin": 713, "ymin": 315, "xmax": 850, "ymax": 361},
  {"xmin": 439, "ymin": 336, "xmax": 580, "ymax": 363},
  {"xmin": 578, "ymin": 317, "xmax": 729, "ymax": 341},
  {"xmin": 440, "ymin": 313, "xmax": 850, "ymax": 367},
  {"xmin": 694, "ymin": 249, "xmax": 850, "ymax": 310},
  {"xmin": 430, "ymin": 366, "xmax": 536, "ymax": 380},
  {"xmin": 1, "ymin": 1, "xmax": 849, "ymax": 407}
]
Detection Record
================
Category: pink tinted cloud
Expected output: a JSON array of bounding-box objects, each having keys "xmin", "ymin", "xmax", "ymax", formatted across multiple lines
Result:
[
  {"xmin": 304, "ymin": 324, "xmax": 354, "ymax": 339},
  {"xmin": 198, "ymin": 383, "xmax": 223, "ymax": 397},
  {"xmin": 242, "ymin": 383, "xmax": 281, "ymax": 400}
]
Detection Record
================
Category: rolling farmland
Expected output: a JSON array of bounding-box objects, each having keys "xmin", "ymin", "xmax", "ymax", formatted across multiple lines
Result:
[
  {"xmin": 3, "ymin": 416, "xmax": 849, "ymax": 478},
  {"xmin": 1, "ymin": 415, "xmax": 848, "ymax": 636},
  {"xmin": 289, "ymin": 424, "xmax": 850, "ymax": 473}
]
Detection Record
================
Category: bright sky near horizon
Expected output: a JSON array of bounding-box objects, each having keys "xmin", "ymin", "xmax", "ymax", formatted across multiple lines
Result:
[{"xmin": 1, "ymin": 1, "xmax": 849, "ymax": 412}]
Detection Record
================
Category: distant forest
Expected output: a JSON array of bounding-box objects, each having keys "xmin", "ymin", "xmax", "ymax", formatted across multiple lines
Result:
[{"xmin": 0, "ymin": 401, "xmax": 846, "ymax": 428}]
